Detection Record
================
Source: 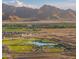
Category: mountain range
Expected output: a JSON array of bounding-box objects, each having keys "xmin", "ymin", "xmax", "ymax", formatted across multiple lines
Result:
[{"xmin": 2, "ymin": 3, "xmax": 76, "ymax": 22}]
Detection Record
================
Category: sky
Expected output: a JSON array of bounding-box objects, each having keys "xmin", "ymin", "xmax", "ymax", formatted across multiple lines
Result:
[{"xmin": 2, "ymin": 0, "xmax": 76, "ymax": 10}]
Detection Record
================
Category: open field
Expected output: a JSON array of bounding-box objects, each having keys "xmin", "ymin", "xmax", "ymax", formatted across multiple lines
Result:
[{"xmin": 2, "ymin": 23, "xmax": 76, "ymax": 59}]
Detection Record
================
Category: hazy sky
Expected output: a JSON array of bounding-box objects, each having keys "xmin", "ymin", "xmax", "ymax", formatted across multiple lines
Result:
[{"xmin": 3, "ymin": 0, "xmax": 76, "ymax": 10}]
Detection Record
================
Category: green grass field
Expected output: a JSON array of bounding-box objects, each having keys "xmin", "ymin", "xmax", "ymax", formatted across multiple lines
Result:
[{"xmin": 3, "ymin": 38, "xmax": 64, "ymax": 53}]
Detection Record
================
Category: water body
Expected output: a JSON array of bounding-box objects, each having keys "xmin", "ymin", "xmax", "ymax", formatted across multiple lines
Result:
[{"xmin": 32, "ymin": 42, "xmax": 57, "ymax": 46}]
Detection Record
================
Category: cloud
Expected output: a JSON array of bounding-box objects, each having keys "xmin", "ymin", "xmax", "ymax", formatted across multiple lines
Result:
[
  {"xmin": 15, "ymin": 0, "xmax": 37, "ymax": 9},
  {"xmin": 49, "ymin": 2, "xmax": 76, "ymax": 10},
  {"xmin": 4, "ymin": 0, "xmax": 37, "ymax": 8},
  {"xmin": 3, "ymin": 0, "xmax": 75, "ymax": 10}
]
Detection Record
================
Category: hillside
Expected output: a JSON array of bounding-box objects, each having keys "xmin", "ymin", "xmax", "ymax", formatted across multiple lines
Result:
[{"xmin": 2, "ymin": 3, "xmax": 76, "ymax": 22}]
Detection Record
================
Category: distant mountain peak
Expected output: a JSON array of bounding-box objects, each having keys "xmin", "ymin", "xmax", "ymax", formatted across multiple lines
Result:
[
  {"xmin": 2, "ymin": 3, "xmax": 76, "ymax": 22},
  {"xmin": 40, "ymin": 4, "xmax": 57, "ymax": 9}
]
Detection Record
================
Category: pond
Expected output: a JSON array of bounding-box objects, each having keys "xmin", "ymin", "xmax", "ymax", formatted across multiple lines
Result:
[
  {"xmin": 26, "ymin": 40, "xmax": 64, "ymax": 49},
  {"xmin": 31, "ymin": 41, "xmax": 57, "ymax": 46}
]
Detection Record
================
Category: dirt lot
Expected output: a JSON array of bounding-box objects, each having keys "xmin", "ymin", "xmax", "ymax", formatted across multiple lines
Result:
[{"xmin": 33, "ymin": 28, "xmax": 76, "ymax": 43}]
